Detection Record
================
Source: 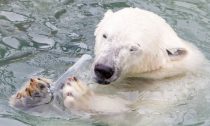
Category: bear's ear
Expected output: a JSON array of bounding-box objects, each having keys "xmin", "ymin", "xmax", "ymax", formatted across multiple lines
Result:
[
  {"xmin": 104, "ymin": 10, "xmax": 113, "ymax": 18},
  {"xmin": 166, "ymin": 48, "xmax": 187, "ymax": 61},
  {"xmin": 94, "ymin": 10, "xmax": 113, "ymax": 36}
]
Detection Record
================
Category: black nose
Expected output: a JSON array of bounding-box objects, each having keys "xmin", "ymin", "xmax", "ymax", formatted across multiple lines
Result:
[{"xmin": 94, "ymin": 64, "xmax": 114, "ymax": 80}]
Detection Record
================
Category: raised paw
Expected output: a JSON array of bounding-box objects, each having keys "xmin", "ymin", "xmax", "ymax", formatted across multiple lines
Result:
[
  {"xmin": 9, "ymin": 77, "xmax": 53, "ymax": 109},
  {"xmin": 63, "ymin": 77, "xmax": 94, "ymax": 111}
]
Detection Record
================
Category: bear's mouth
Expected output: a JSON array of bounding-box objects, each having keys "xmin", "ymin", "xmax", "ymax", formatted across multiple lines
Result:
[{"xmin": 94, "ymin": 78, "xmax": 111, "ymax": 85}]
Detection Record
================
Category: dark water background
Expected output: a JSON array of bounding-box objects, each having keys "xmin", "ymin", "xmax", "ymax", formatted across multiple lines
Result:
[{"xmin": 0, "ymin": 0, "xmax": 210, "ymax": 125}]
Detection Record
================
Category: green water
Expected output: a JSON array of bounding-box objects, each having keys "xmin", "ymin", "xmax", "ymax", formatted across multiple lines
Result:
[{"xmin": 0, "ymin": 0, "xmax": 210, "ymax": 126}]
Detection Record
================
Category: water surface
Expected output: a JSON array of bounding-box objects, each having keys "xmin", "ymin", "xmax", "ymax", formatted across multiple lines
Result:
[{"xmin": 0, "ymin": 0, "xmax": 210, "ymax": 126}]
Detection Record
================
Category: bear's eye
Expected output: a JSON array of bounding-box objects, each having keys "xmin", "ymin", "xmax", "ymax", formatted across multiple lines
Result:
[
  {"xmin": 130, "ymin": 46, "xmax": 138, "ymax": 52},
  {"xmin": 103, "ymin": 34, "xmax": 107, "ymax": 39}
]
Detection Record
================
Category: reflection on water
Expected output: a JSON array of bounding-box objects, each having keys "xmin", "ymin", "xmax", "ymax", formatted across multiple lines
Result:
[{"xmin": 0, "ymin": 0, "xmax": 210, "ymax": 126}]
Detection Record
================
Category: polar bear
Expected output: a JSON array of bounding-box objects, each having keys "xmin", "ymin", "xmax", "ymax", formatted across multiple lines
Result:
[
  {"xmin": 9, "ymin": 8, "xmax": 206, "ymax": 115},
  {"xmin": 93, "ymin": 8, "xmax": 204, "ymax": 84}
]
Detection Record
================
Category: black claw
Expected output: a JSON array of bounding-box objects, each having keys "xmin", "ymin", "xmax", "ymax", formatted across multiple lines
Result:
[
  {"xmin": 73, "ymin": 77, "xmax": 77, "ymax": 81},
  {"xmin": 67, "ymin": 92, "xmax": 73, "ymax": 96}
]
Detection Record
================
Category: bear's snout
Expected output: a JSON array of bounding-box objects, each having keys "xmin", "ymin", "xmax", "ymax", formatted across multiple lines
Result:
[{"xmin": 94, "ymin": 64, "xmax": 114, "ymax": 84}]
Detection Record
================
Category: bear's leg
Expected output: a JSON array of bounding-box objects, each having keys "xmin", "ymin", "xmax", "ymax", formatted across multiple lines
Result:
[
  {"xmin": 9, "ymin": 78, "xmax": 53, "ymax": 109},
  {"xmin": 63, "ymin": 77, "xmax": 129, "ymax": 113},
  {"xmin": 63, "ymin": 77, "xmax": 94, "ymax": 112}
]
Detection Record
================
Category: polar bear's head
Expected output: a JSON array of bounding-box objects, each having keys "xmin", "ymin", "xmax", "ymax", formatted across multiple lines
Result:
[{"xmin": 92, "ymin": 8, "xmax": 202, "ymax": 84}]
